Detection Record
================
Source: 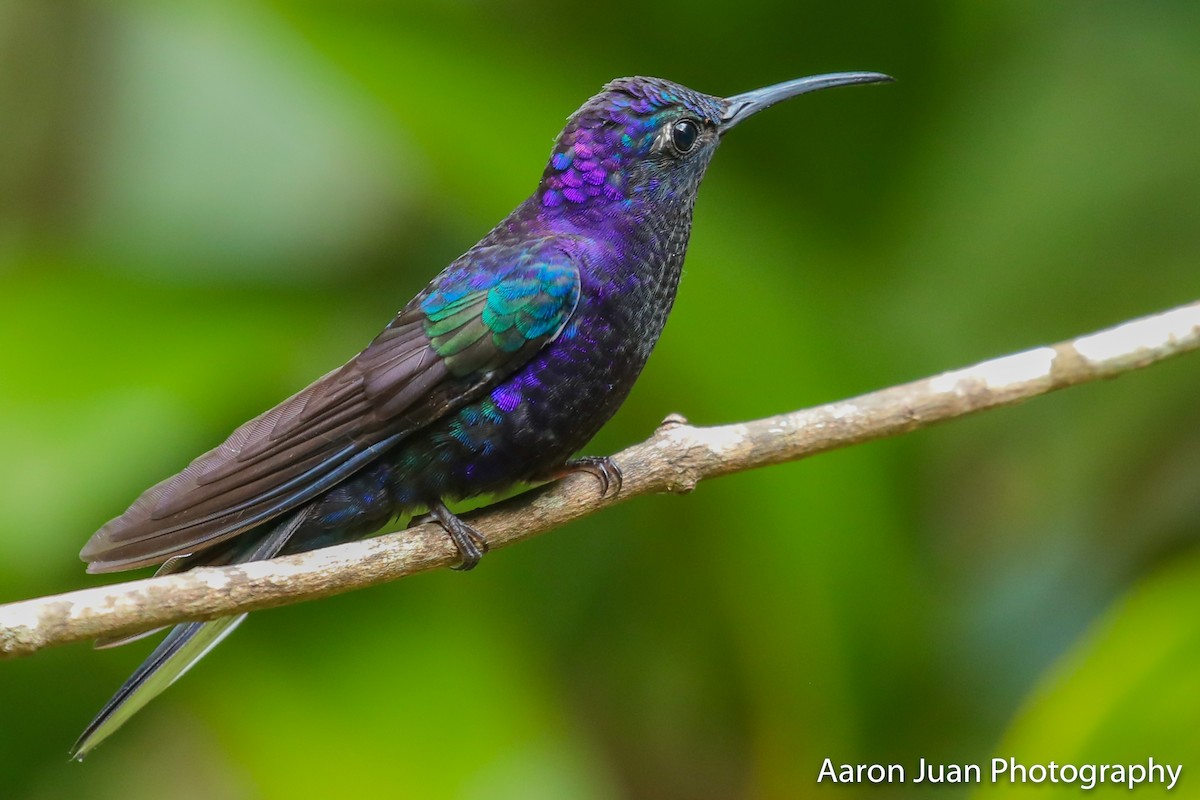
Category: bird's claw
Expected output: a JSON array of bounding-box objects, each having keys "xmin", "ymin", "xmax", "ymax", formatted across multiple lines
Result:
[
  {"xmin": 562, "ymin": 456, "xmax": 623, "ymax": 499},
  {"xmin": 423, "ymin": 502, "xmax": 489, "ymax": 571}
]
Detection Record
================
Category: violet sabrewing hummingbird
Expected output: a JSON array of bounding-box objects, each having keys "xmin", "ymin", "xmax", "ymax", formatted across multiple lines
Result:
[{"xmin": 71, "ymin": 71, "xmax": 893, "ymax": 758}]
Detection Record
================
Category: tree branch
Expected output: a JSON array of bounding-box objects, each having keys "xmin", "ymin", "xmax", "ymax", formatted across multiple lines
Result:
[{"xmin": 3, "ymin": 301, "xmax": 1199, "ymax": 659}]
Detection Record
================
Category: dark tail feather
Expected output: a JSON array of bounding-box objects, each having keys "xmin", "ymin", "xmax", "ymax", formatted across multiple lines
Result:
[
  {"xmin": 70, "ymin": 510, "xmax": 309, "ymax": 760},
  {"xmin": 71, "ymin": 615, "xmax": 247, "ymax": 760}
]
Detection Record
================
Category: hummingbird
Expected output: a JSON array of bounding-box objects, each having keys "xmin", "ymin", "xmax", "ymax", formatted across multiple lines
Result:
[{"xmin": 72, "ymin": 71, "xmax": 892, "ymax": 758}]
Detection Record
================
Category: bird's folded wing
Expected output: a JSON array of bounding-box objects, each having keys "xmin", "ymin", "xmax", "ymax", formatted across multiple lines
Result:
[{"xmin": 81, "ymin": 243, "xmax": 582, "ymax": 572}]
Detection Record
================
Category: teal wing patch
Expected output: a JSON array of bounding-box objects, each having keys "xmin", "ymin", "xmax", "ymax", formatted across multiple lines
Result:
[{"xmin": 420, "ymin": 250, "xmax": 580, "ymax": 378}]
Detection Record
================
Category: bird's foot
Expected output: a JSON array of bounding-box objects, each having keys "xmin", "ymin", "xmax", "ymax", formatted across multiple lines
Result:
[
  {"xmin": 555, "ymin": 456, "xmax": 623, "ymax": 499},
  {"xmin": 414, "ymin": 501, "xmax": 489, "ymax": 571}
]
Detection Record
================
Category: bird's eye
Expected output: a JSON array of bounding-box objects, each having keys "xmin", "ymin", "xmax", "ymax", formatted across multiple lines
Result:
[{"xmin": 671, "ymin": 119, "xmax": 700, "ymax": 153}]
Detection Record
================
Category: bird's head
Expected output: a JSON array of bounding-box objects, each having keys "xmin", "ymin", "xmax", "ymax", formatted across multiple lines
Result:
[{"xmin": 537, "ymin": 72, "xmax": 893, "ymax": 215}]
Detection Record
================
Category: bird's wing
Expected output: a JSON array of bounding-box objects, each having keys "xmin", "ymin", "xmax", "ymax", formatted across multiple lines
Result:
[{"xmin": 81, "ymin": 242, "xmax": 582, "ymax": 572}]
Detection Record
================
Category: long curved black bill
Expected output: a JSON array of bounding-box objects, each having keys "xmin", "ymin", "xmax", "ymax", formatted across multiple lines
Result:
[{"xmin": 721, "ymin": 71, "xmax": 894, "ymax": 131}]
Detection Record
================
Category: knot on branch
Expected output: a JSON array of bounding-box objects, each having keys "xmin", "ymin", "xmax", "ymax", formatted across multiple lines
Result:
[
  {"xmin": 664, "ymin": 472, "xmax": 700, "ymax": 494},
  {"xmin": 657, "ymin": 412, "xmax": 690, "ymax": 432}
]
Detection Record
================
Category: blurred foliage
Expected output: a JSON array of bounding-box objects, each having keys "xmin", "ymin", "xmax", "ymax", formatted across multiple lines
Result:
[{"xmin": 2, "ymin": 1, "xmax": 1199, "ymax": 798}]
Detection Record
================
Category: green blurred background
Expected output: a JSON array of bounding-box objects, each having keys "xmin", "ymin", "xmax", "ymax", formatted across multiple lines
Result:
[{"xmin": 2, "ymin": 1, "xmax": 1199, "ymax": 798}]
